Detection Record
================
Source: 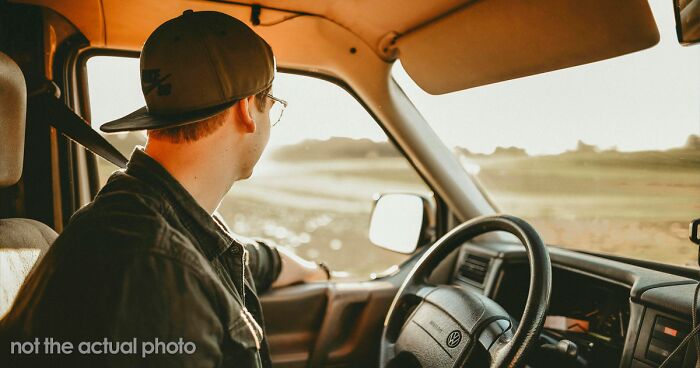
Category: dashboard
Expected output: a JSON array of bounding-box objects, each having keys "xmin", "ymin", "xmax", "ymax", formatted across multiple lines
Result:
[
  {"xmin": 448, "ymin": 242, "xmax": 698, "ymax": 368},
  {"xmin": 492, "ymin": 263, "xmax": 631, "ymax": 366}
]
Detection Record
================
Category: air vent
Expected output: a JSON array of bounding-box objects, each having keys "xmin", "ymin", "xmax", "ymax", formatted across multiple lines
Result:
[{"xmin": 458, "ymin": 254, "xmax": 491, "ymax": 285}]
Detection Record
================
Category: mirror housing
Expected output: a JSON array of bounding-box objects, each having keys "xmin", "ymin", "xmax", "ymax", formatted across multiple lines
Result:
[
  {"xmin": 674, "ymin": 0, "xmax": 700, "ymax": 45},
  {"xmin": 368, "ymin": 193, "xmax": 435, "ymax": 254}
]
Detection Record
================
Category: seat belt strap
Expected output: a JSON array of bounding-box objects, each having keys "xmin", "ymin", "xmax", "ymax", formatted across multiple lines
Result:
[{"xmin": 28, "ymin": 82, "xmax": 128, "ymax": 169}]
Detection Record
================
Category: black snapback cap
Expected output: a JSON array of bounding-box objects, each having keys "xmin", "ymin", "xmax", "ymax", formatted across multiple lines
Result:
[{"xmin": 100, "ymin": 10, "xmax": 275, "ymax": 133}]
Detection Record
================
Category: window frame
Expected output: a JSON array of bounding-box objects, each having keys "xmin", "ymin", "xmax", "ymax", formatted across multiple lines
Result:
[{"xmin": 72, "ymin": 48, "xmax": 451, "ymax": 256}]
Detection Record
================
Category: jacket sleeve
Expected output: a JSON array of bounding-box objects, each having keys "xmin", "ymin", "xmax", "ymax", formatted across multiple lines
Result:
[{"xmin": 244, "ymin": 238, "xmax": 282, "ymax": 293}]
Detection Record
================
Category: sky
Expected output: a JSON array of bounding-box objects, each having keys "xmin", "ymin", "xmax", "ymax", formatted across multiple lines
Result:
[
  {"xmin": 88, "ymin": 0, "xmax": 700, "ymax": 156},
  {"xmin": 392, "ymin": 1, "xmax": 700, "ymax": 155}
]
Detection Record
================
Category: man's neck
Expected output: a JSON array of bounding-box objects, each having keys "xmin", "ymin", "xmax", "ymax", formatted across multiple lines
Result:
[{"xmin": 143, "ymin": 139, "xmax": 237, "ymax": 214}]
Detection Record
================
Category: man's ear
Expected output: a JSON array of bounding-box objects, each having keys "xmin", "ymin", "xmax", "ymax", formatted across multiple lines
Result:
[{"xmin": 233, "ymin": 95, "xmax": 257, "ymax": 133}]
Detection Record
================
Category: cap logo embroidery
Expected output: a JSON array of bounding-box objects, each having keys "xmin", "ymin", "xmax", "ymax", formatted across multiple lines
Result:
[{"xmin": 142, "ymin": 69, "xmax": 172, "ymax": 96}]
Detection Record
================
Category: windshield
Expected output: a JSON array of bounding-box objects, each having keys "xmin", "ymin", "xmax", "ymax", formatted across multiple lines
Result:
[{"xmin": 393, "ymin": 2, "xmax": 700, "ymax": 268}]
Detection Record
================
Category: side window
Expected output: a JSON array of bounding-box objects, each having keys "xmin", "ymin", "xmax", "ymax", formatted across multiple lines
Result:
[
  {"xmin": 86, "ymin": 56, "xmax": 431, "ymax": 280},
  {"xmin": 86, "ymin": 56, "xmax": 147, "ymax": 182}
]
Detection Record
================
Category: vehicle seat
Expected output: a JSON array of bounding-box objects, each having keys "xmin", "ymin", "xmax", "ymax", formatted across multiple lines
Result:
[{"xmin": 0, "ymin": 51, "xmax": 57, "ymax": 316}]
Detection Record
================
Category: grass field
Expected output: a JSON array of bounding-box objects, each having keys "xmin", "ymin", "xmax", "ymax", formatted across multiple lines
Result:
[
  {"xmin": 97, "ymin": 134, "xmax": 700, "ymax": 277},
  {"xmin": 463, "ymin": 148, "xmax": 700, "ymax": 267}
]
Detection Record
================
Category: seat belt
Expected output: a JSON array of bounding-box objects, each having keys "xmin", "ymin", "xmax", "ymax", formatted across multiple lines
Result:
[{"xmin": 28, "ymin": 82, "xmax": 128, "ymax": 169}]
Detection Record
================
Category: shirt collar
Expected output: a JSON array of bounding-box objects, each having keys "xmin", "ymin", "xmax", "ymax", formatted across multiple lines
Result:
[{"xmin": 125, "ymin": 147, "xmax": 234, "ymax": 261}]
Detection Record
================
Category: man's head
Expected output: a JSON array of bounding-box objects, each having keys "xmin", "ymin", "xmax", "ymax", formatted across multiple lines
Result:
[
  {"xmin": 147, "ymin": 86, "xmax": 270, "ymax": 144},
  {"xmin": 100, "ymin": 10, "xmax": 278, "ymax": 181},
  {"xmin": 147, "ymin": 84, "xmax": 273, "ymax": 179}
]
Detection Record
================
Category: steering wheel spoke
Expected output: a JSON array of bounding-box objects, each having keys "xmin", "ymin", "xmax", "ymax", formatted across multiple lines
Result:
[
  {"xmin": 382, "ymin": 283, "xmax": 435, "ymax": 342},
  {"xmin": 483, "ymin": 321, "xmax": 515, "ymax": 367},
  {"xmin": 403, "ymin": 283, "xmax": 436, "ymax": 299}
]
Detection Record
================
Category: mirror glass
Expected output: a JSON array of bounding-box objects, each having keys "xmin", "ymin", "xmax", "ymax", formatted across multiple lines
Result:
[
  {"xmin": 369, "ymin": 193, "xmax": 424, "ymax": 254},
  {"xmin": 675, "ymin": 0, "xmax": 700, "ymax": 44}
]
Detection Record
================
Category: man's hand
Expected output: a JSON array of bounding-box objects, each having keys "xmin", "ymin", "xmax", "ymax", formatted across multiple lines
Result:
[{"xmin": 271, "ymin": 246, "xmax": 330, "ymax": 288}]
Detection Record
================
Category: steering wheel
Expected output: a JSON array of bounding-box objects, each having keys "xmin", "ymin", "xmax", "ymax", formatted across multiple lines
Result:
[{"xmin": 379, "ymin": 215, "xmax": 552, "ymax": 368}]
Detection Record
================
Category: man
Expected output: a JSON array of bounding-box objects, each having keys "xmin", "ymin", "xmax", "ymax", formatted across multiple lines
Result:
[{"xmin": 1, "ymin": 10, "xmax": 327, "ymax": 367}]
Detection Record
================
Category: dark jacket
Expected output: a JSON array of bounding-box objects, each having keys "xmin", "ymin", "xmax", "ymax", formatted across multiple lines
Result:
[{"xmin": 1, "ymin": 148, "xmax": 281, "ymax": 367}]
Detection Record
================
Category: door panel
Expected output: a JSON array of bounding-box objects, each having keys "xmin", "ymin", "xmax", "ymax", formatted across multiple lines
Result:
[
  {"xmin": 261, "ymin": 283, "xmax": 328, "ymax": 367},
  {"xmin": 261, "ymin": 281, "xmax": 398, "ymax": 368}
]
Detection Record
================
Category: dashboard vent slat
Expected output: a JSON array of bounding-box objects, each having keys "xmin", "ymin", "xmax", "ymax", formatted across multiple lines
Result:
[{"xmin": 459, "ymin": 254, "xmax": 491, "ymax": 285}]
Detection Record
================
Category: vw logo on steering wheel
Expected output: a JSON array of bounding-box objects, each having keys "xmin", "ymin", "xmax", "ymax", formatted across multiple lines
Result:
[{"xmin": 446, "ymin": 330, "xmax": 462, "ymax": 348}]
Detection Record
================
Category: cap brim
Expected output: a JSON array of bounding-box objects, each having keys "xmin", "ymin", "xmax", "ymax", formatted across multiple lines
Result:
[{"xmin": 99, "ymin": 100, "xmax": 237, "ymax": 133}]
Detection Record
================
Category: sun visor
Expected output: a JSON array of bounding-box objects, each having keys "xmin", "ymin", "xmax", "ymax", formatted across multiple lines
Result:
[{"xmin": 396, "ymin": 0, "xmax": 660, "ymax": 95}]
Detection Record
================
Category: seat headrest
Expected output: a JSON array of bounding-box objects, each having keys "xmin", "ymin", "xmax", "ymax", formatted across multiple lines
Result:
[{"xmin": 0, "ymin": 51, "xmax": 26, "ymax": 188}]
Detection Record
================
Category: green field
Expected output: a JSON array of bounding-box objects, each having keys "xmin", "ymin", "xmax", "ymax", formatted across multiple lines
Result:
[{"xmin": 97, "ymin": 134, "xmax": 700, "ymax": 277}]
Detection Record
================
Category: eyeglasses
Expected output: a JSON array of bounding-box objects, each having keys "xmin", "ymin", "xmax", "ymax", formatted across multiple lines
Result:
[{"xmin": 266, "ymin": 93, "xmax": 288, "ymax": 127}]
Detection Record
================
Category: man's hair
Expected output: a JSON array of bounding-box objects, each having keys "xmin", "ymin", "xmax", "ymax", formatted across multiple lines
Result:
[{"xmin": 148, "ymin": 86, "xmax": 271, "ymax": 143}]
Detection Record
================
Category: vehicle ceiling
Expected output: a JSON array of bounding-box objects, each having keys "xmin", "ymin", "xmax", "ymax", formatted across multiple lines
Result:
[
  {"xmin": 12, "ymin": 0, "xmax": 660, "ymax": 94},
  {"xmin": 13, "ymin": 0, "xmax": 468, "ymax": 56}
]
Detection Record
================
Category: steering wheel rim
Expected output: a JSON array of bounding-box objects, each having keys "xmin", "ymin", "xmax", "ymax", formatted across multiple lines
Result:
[{"xmin": 379, "ymin": 214, "xmax": 552, "ymax": 368}]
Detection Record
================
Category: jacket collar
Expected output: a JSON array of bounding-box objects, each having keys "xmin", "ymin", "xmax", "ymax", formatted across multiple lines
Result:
[{"xmin": 125, "ymin": 147, "xmax": 234, "ymax": 261}]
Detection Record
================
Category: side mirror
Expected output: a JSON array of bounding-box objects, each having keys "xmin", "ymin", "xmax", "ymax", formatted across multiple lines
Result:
[
  {"xmin": 674, "ymin": 0, "xmax": 700, "ymax": 45},
  {"xmin": 368, "ymin": 193, "xmax": 435, "ymax": 254}
]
